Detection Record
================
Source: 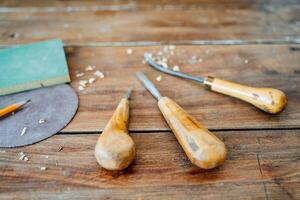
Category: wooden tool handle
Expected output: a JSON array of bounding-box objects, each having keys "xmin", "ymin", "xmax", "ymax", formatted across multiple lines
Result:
[
  {"xmin": 158, "ymin": 97, "xmax": 227, "ymax": 169},
  {"xmin": 95, "ymin": 98, "xmax": 135, "ymax": 170},
  {"xmin": 204, "ymin": 77, "xmax": 287, "ymax": 114}
]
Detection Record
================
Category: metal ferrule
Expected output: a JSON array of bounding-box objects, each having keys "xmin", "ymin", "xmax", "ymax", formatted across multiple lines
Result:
[{"xmin": 203, "ymin": 76, "xmax": 215, "ymax": 90}]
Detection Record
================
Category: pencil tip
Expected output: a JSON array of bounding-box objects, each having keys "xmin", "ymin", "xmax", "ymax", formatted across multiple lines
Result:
[{"xmin": 18, "ymin": 99, "xmax": 31, "ymax": 107}]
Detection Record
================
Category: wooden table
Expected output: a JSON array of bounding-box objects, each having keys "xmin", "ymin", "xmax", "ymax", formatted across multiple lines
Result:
[{"xmin": 1, "ymin": 1, "xmax": 300, "ymax": 199}]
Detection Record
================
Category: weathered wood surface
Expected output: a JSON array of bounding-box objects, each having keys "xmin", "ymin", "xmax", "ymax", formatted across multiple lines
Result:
[
  {"xmin": 2, "ymin": 0, "xmax": 300, "ymax": 8},
  {"xmin": 63, "ymin": 44, "xmax": 300, "ymax": 132},
  {"xmin": 0, "ymin": 1, "xmax": 299, "ymax": 45},
  {"xmin": 0, "ymin": 130, "xmax": 299, "ymax": 199},
  {"xmin": 1, "ymin": 0, "xmax": 299, "ymax": 199}
]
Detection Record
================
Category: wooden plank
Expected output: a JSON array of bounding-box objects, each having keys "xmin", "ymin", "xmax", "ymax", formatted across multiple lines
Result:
[
  {"xmin": 61, "ymin": 44, "xmax": 300, "ymax": 132},
  {"xmin": 1, "ymin": 0, "xmax": 299, "ymax": 8},
  {"xmin": 0, "ymin": 130, "xmax": 299, "ymax": 199},
  {"xmin": 0, "ymin": 3, "xmax": 299, "ymax": 45},
  {"xmin": 258, "ymin": 131, "xmax": 300, "ymax": 199}
]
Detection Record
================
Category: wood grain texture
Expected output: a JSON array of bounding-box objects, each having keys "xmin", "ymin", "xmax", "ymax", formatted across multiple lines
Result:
[
  {"xmin": 0, "ymin": 130, "xmax": 299, "ymax": 199},
  {"xmin": 0, "ymin": 2, "xmax": 299, "ymax": 45},
  {"xmin": 1, "ymin": 0, "xmax": 300, "ymax": 8},
  {"xmin": 62, "ymin": 44, "xmax": 300, "ymax": 132}
]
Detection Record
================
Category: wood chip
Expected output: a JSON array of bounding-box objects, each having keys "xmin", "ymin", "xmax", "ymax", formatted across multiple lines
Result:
[
  {"xmin": 94, "ymin": 70, "xmax": 104, "ymax": 78},
  {"xmin": 173, "ymin": 65, "xmax": 180, "ymax": 71},
  {"xmin": 76, "ymin": 72, "xmax": 84, "ymax": 77},
  {"xmin": 40, "ymin": 166, "xmax": 47, "ymax": 171},
  {"xmin": 79, "ymin": 80, "xmax": 88, "ymax": 87},
  {"xmin": 126, "ymin": 48, "xmax": 133, "ymax": 55},
  {"xmin": 57, "ymin": 146, "xmax": 64, "ymax": 152},
  {"xmin": 20, "ymin": 127, "xmax": 27, "ymax": 136},
  {"xmin": 88, "ymin": 77, "xmax": 96, "ymax": 84},
  {"xmin": 156, "ymin": 75, "xmax": 162, "ymax": 82},
  {"xmin": 157, "ymin": 61, "xmax": 168, "ymax": 69},
  {"xmin": 85, "ymin": 65, "xmax": 96, "ymax": 71},
  {"xmin": 18, "ymin": 152, "xmax": 29, "ymax": 161},
  {"xmin": 19, "ymin": 154, "xmax": 26, "ymax": 160},
  {"xmin": 169, "ymin": 45, "xmax": 175, "ymax": 50},
  {"xmin": 78, "ymin": 86, "xmax": 85, "ymax": 91}
]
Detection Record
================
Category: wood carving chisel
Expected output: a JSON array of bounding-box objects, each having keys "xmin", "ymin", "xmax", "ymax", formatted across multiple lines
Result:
[
  {"xmin": 136, "ymin": 72, "xmax": 227, "ymax": 169},
  {"xmin": 95, "ymin": 88, "xmax": 135, "ymax": 170},
  {"xmin": 144, "ymin": 53, "xmax": 287, "ymax": 114}
]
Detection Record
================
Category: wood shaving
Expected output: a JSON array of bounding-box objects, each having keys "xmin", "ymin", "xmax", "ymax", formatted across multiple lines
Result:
[
  {"xmin": 126, "ymin": 49, "xmax": 133, "ymax": 55},
  {"xmin": 19, "ymin": 154, "xmax": 26, "ymax": 160},
  {"xmin": 20, "ymin": 127, "xmax": 27, "ymax": 136},
  {"xmin": 18, "ymin": 152, "xmax": 28, "ymax": 161},
  {"xmin": 78, "ymin": 86, "xmax": 85, "ymax": 91},
  {"xmin": 173, "ymin": 65, "xmax": 180, "ymax": 71},
  {"xmin": 85, "ymin": 65, "xmax": 96, "ymax": 71},
  {"xmin": 40, "ymin": 166, "xmax": 47, "ymax": 171},
  {"xmin": 57, "ymin": 146, "xmax": 64, "ymax": 152},
  {"xmin": 79, "ymin": 80, "xmax": 88, "ymax": 87},
  {"xmin": 39, "ymin": 119, "xmax": 45, "ymax": 124},
  {"xmin": 156, "ymin": 75, "xmax": 162, "ymax": 82},
  {"xmin": 169, "ymin": 45, "xmax": 175, "ymax": 50},
  {"xmin": 88, "ymin": 77, "xmax": 96, "ymax": 84},
  {"xmin": 157, "ymin": 61, "xmax": 168, "ymax": 69},
  {"xmin": 76, "ymin": 72, "xmax": 84, "ymax": 77},
  {"xmin": 94, "ymin": 70, "xmax": 104, "ymax": 78}
]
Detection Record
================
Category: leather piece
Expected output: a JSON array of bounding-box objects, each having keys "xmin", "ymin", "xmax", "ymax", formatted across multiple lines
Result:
[{"xmin": 0, "ymin": 84, "xmax": 78, "ymax": 147}]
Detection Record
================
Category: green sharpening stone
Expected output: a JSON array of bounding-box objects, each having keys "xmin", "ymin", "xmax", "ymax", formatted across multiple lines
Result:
[{"xmin": 0, "ymin": 39, "xmax": 70, "ymax": 96}]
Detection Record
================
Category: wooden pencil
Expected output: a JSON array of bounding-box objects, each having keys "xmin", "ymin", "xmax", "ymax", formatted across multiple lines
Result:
[{"xmin": 0, "ymin": 100, "xmax": 30, "ymax": 118}]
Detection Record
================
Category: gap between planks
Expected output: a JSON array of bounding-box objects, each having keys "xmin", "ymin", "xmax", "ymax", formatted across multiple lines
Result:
[
  {"xmin": 58, "ymin": 127, "xmax": 300, "ymax": 135},
  {"xmin": 1, "ymin": 39, "xmax": 300, "ymax": 48},
  {"xmin": 0, "ymin": 1, "xmax": 299, "ymax": 13}
]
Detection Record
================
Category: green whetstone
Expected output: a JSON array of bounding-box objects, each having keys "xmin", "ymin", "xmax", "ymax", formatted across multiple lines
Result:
[{"xmin": 0, "ymin": 39, "xmax": 70, "ymax": 96}]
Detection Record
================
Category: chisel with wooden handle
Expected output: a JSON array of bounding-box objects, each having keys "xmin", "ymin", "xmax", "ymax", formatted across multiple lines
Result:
[
  {"xmin": 136, "ymin": 72, "xmax": 226, "ymax": 169},
  {"xmin": 144, "ymin": 53, "xmax": 287, "ymax": 114},
  {"xmin": 95, "ymin": 88, "xmax": 135, "ymax": 170}
]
